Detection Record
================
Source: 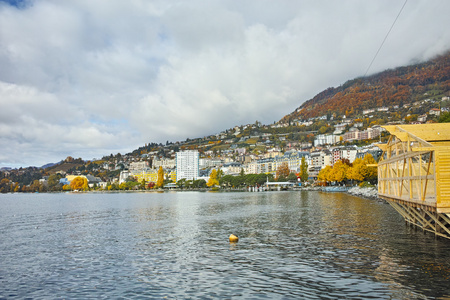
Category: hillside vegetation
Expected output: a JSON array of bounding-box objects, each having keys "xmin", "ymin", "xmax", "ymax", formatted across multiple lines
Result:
[{"xmin": 282, "ymin": 52, "xmax": 450, "ymax": 122}]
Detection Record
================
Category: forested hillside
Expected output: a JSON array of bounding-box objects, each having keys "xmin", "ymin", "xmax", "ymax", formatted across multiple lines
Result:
[{"xmin": 282, "ymin": 52, "xmax": 450, "ymax": 122}]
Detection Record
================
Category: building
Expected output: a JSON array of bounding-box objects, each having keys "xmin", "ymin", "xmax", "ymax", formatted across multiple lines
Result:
[
  {"xmin": 62, "ymin": 174, "xmax": 102, "ymax": 187},
  {"xmin": 363, "ymin": 109, "xmax": 375, "ymax": 115},
  {"xmin": 176, "ymin": 150, "xmax": 199, "ymax": 182},
  {"xmin": 133, "ymin": 169, "xmax": 177, "ymax": 184},
  {"xmin": 429, "ymin": 108, "xmax": 441, "ymax": 116},
  {"xmin": 152, "ymin": 157, "xmax": 175, "ymax": 169},
  {"xmin": 309, "ymin": 150, "xmax": 332, "ymax": 179},
  {"xmin": 343, "ymin": 127, "xmax": 381, "ymax": 142},
  {"xmin": 310, "ymin": 150, "xmax": 332, "ymax": 170},
  {"xmin": 331, "ymin": 147, "xmax": 358, "ymax": 164},
  {"xmin": 222, "ymin": 162, "xmax": 243, "ymax": 175},
  {"xmin": 314, "ymin": 134, "xmax": 340, "ymax": 147},
  {"xmin": 129, "ymin": 161, "xmax": 149, "ymax": 172},
  {"xmin": 273, "ymin": 151, "xmax": 311, "ymax": 174},
  {"xmin": 199, "ymin": 158, "xmax": 223, "ymax": 169}
]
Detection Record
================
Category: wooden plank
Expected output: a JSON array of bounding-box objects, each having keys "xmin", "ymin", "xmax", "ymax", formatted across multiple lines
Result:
[{"xmin": 378, "ymin": 150, "xmax": 433, "ymax": 165}]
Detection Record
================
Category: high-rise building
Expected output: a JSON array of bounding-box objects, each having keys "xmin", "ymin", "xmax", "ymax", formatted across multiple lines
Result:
[{"xmin": 176, "ymin": 150, "xmax": 199, "ymax": 182}]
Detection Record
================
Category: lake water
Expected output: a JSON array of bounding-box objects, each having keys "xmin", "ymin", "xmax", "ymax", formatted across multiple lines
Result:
[{"xmin": 1, "ymin": 191, "xmax": 449, "ymax": 299}]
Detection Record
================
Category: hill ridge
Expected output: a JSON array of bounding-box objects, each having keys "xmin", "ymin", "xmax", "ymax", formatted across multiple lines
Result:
[{"xmin": 281, "ymin": 52, "xmax": 450, "ymax": 122}]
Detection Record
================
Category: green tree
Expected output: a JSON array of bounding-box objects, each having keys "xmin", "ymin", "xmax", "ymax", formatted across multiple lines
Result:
[
  {"xmin": 439, "ymin": 112, "xmax": 450, "ymax": 123},
  {"xmin": 176, "ymin": 178, "xmax": 186, "ymax": 189},
  {"xmin": 216, "ymin": 168, "xmax": 224, "ymax": 182},
  {"xmin": 219, "ymin": 175, "xmax": 234, "ymax": 188},
  {"xmin": 139, "ymin": 179, "xmax": 147, "ymax": 190},
  {"xmin": 193, "ymin": 179, "xmax": 207, "ymax": 188},
  {"xmin": 287, "ymin": 172, "xmax": 298, "ymax": 182},
  {"xmin": 47, "ymin": 174, "xmax": 63, "ymax": 191}
]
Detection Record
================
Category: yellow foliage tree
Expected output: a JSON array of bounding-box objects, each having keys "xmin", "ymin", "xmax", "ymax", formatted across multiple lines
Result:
[
  {"xmin": 318, "ymin": 165, "xmax": 333, "ymax": 183},
  {"xmin": 207, "ymin": 169, "xmax": 219, "ymax": 187},
  {"xmin": 329, "ymin": 160, "xmax": 349, "ymax": 183},
  {"xmin": 156, "ymin": 166, "xmax": 164, "ymax": 188},
  {"xmin": 347, "ymin": 158, "xmax": 365, "ymax": 182},
  {"xmin": 70, "ymin": 176, "xmax": 88, "ymax": 191},
  {"xmin": 362, "ymin": 153, "xmax": 377, "ymax": 182},
  {"xmin": 299, "ymin": 156, "xmax": 309, "ymax": 182}
]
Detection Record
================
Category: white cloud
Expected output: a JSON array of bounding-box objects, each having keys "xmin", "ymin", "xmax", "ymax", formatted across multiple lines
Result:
[{"xmin": 0, "ymin": 0, "xmax": 449, "ymax": 167}]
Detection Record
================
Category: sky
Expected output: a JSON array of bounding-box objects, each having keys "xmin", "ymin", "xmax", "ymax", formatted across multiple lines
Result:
[{"xmin": 1, "ymin": 0, "xmax": 450, "ymax": 168}]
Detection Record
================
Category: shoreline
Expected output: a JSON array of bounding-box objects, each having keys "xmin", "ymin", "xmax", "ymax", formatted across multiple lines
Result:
[
  {"xmin": 2, "ymin": 186, "xmax": 383, "ymax": 199},
  {"xmin": 345, "ymin": 186, "xmax": 385, "ymax": 202}
]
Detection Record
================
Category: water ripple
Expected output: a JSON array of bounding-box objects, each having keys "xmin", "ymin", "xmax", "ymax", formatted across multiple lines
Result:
[{"xmin": 0, "ymin": 192, "xmax": 449, "ymax": 299}]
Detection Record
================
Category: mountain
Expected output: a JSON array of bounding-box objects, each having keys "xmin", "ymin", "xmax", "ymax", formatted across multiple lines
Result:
[
  {"xmin": 281, "ymin": 52, "xmax": 450, "ymax": 122},
  {"xmin": 44, "ymin": 157, "xmax": 85, "ymax": 175},
  {"xmin": 40, "ymin": 162, "xmax": 57, "ymax": 169}
]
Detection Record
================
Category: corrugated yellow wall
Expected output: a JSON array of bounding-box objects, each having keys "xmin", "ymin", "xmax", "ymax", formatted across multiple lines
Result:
[{"xmin": 435, "ymin": 149, "xmax": 450, "ymax": 210}]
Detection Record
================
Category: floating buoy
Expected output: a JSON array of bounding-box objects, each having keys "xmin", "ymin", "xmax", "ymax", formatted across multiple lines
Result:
[{"xmin": 229, "ymin": 234, "xmax": 239, "ymax": 243}]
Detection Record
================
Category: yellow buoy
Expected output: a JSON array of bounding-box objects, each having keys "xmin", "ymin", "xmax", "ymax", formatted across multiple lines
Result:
[{"xmin": 229, "ymin": 234, "xmax": 239, "ymax": 243}]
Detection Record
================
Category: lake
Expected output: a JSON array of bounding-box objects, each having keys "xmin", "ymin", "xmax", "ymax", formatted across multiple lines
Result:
[{"xmin": 1, "ymin": 191, "xmax": 449, "ymax": 299}]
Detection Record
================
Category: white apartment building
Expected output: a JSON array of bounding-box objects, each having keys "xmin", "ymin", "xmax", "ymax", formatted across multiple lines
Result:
[
  {"xmin": 331, "ymin": 147, "xmax": 358, "ymax": 165},
  {"xmin": 244, "ymin": 161, "xmax": 258, "ymax": 174},
  {"xmin": 176, "ymin": 150, "xmax": 199, "ymax": 182},
  {"xmin": 119, "ymin": 170, "xmax": 131, "ymax": 184},
  {"xmin": 314, "ymin": 134, "xmax": 340, "ymax": 147},
  {"xmin": 310, "ymin": 150, "xmax": 332, "ymax": 170}
]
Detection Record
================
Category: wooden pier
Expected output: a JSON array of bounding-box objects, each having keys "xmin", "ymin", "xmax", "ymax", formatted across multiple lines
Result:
[{"xmin": 376, "ymin": 124, "xmax": 450, "ymax": 239}]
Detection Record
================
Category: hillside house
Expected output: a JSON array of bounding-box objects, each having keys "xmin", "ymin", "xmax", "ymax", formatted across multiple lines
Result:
[{"xmin": 429, "ymin": 108, "xmax": 441, "ymax": 116}]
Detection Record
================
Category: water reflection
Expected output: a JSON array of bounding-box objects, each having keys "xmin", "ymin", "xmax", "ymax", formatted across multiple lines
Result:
[{"xmin": 0, "ymin": 191, "xmax": 449, "ymax": 299}]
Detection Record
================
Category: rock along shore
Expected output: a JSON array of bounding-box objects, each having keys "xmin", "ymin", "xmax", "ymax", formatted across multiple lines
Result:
[{"xmin": 347, "ymin": 186, "xmax": 383, "ymax": 201}]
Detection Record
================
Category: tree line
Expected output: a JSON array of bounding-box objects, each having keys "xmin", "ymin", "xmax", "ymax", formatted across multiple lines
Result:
[{"xmin": 317, "ymin": 154, "xmax": 377, "ymax": 186}]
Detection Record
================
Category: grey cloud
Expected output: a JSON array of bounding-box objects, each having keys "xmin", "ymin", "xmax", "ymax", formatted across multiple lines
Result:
[{"xmin": 1, "ymin": 0, "xmax": 449, "ymax": 167}]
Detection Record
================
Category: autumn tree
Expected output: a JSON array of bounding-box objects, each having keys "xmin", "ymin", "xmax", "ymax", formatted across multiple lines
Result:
[
  {"xmin": 0, "ymin": 178, "xmax": 10, "ymax": 193},
  {"xmin": 207, "ymin": 169, "xmax": 219, "ymax": 187},
  {"xmin": 70, "ymin": 176, "xmax": 88, "ymax": 191},
  {"xmin": 276, "ymin": 163, "xmax": 290, "ymax": 181},
  {"xmin": 347, "ymin": 158, "xmax": 366, "ymax": 182},
  {"xmin": 329, "ymin": 160, "xmax": 349, "ymax": 183},
  {"xmin": 299, "ymin": 157, "xmax": 309, "ymax": 182},
  {"xmin": 156, "ymin": 166, "xmax": 164, "ymax": 188},
  {"xmin": 362, "ymin": 154, "xmax": 378, "ymax": 183},
  {"xmin": 318, "ymin": 165, "xmax": 333, "ymax": 184}
]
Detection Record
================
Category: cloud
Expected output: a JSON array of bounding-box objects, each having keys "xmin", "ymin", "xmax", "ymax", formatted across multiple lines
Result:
[{"xmin": 0, "ymin": 0, "xmax": 449, "ymax": 167}]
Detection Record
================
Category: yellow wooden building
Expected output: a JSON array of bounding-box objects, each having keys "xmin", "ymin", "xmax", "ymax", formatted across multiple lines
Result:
[{"xmin": 376, "ymin": 123, "xmax": 450, "ymax": 239}]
